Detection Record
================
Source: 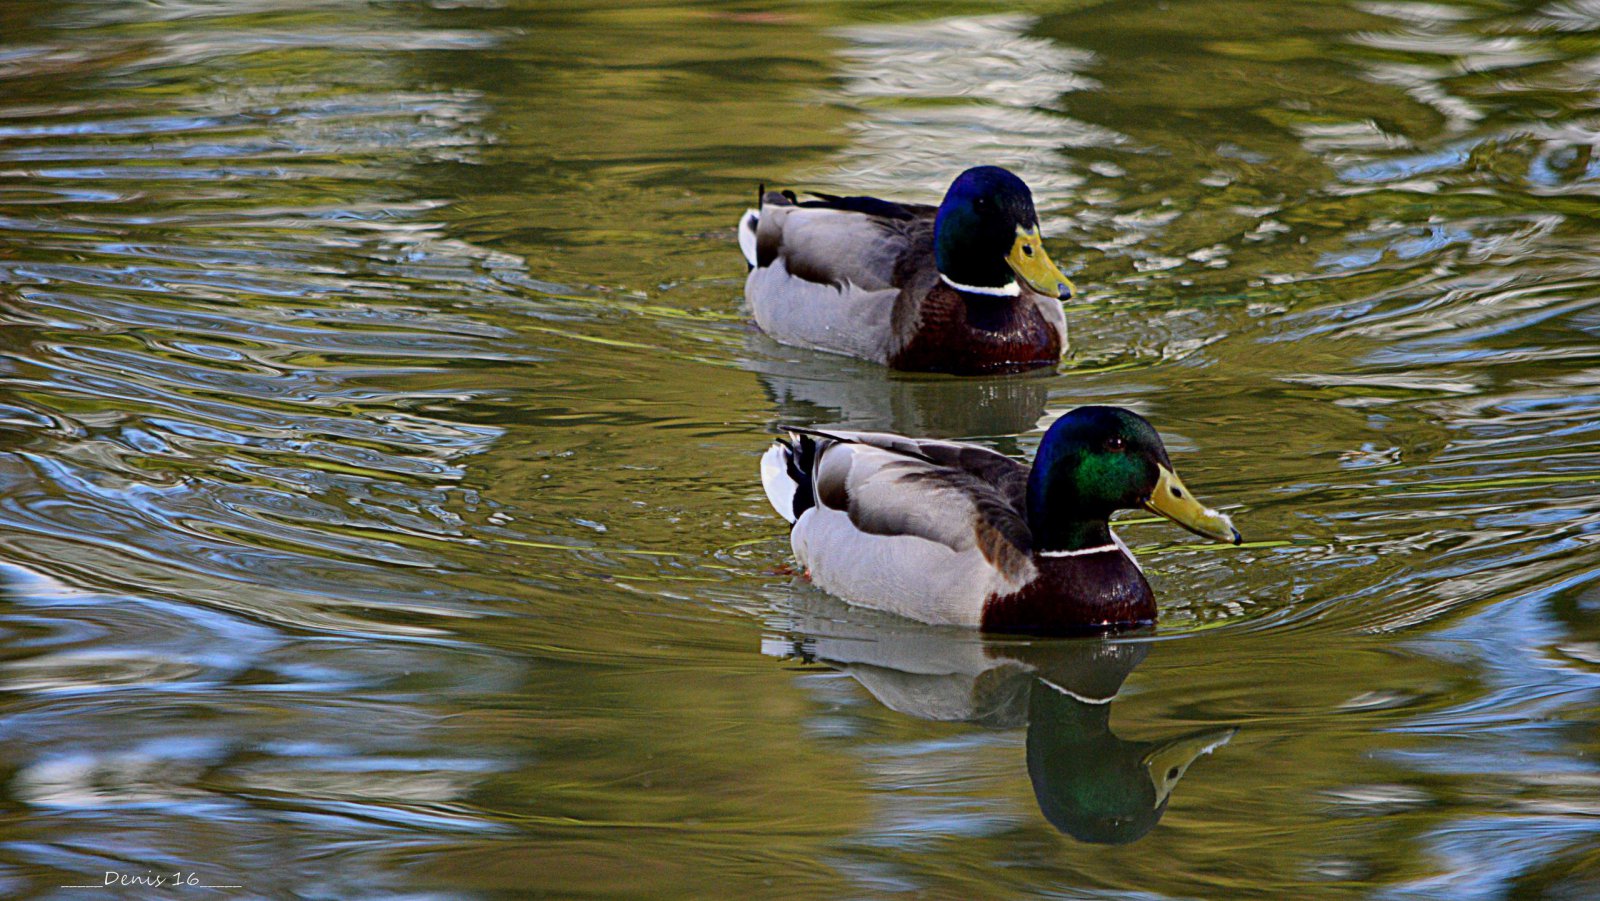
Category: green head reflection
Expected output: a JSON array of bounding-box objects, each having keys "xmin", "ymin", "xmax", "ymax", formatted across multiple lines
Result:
[
  {"xmin": 768, "ymin": 606, "xmax": 1238, "ymax": 846},
  {"xmin": 1026, "ymin": 666, "xmax": 1237, "ymax": 844}
]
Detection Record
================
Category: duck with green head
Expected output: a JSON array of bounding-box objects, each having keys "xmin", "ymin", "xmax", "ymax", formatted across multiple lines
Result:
[
  {"xmin": 760, "ymin": 406, "xmax": 1241, "ymax": 634},
  {"xmin": 738, "ymin": 166, "xmax": 1076, "ymax": 374}
]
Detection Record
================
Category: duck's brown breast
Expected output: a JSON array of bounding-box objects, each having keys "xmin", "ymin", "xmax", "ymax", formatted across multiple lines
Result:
[
  {"xmin": 980, "ymin": 549, "xmax": 1155, "ymax": 636},
  {"xmin": 888, "ymin": 282, "xmax": 1063, "ymax": 374}
]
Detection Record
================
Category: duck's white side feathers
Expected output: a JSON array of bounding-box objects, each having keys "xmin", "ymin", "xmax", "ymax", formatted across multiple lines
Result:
[
  {"xmin": 794, "ymin": 505, "xmax": 1005, "ymax": 627},
  {"xmin": 746, "ymin": 260, "xmax": 897, "ymax": 363}
]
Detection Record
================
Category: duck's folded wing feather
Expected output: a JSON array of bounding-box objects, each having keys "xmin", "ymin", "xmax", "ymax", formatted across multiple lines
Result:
[
  {"xmin": 809, "ymin": 438, "xmax": 1032, "ymax": 576},
  {"xmin": 798, "ymin": 428, "xmax": 1031, "ymax": 512},
  {"xmin": 801, "ymin": 193, "xmax": 936, "ymax": 221},
  {"xmin": 756, "ymin": 204, "xmax": 927, "ymax": 291}
]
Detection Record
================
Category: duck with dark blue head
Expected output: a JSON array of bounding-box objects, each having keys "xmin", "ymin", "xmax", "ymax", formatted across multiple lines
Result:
[{"xmin": 740, "ymin": 165, "xmax": 1078, "ymax": 374}]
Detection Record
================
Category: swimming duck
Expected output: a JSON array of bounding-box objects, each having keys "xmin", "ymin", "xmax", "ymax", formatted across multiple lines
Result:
[
  {"xmin": 738, "ymin": 166, "xmax": 1077, "ymax": 374},
  {"xmin": 760, "ymin": 406, "xmax": 1242, "ymax": 634}
]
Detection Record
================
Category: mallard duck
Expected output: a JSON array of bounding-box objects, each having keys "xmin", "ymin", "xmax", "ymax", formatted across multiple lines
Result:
[
  {"xmin": 760, "ymin": 406, "xmax": 1242, "ymax": 634},
  {"xmin": 737, "ymin": 166, "xmax": 1077, "ymax": 374}
]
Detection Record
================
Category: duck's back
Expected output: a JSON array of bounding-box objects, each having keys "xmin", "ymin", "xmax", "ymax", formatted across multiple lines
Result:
[{"xmin": 743, "ymin": 193, "xmax": 934, "ymax": 364}]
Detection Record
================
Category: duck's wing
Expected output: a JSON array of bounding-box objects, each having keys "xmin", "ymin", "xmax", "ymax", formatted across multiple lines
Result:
[
  {"xmin": 742, "ymin": 191, "xmax": 936, "ymax": 363},
  {"xmin": 764, "ymin": 429, "xmax": 1035, "ymax": 625},
  {"xmin": 751, "ymin": 190, "xmax": 932, "ymax": 289},
  {"xmin": 800, "ymin": 428, "xmax": 1031, "ymax": 512},
  {"xmin": 801, "ymin": 192, "xmax": 936, "ymax": 221}
]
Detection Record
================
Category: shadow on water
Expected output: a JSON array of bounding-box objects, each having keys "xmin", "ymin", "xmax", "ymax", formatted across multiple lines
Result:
[{"xmin": 765, "ymin": 597, "xmax": 1236, "ymax": 845}]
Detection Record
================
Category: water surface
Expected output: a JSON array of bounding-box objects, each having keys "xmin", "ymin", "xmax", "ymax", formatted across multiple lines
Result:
[{"xmin": 0, "ymin": 0, "xmax": 1598, "ymax": 898}]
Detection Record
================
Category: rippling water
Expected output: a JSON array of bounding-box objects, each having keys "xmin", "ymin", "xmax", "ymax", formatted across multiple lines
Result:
[{"xmin": 1, "ymin": 0, "xmax": 1598, "ymax": 897}]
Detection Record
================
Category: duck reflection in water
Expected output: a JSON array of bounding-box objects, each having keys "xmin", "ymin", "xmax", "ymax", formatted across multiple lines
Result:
[
  {"xmin": 765, "ymin": 604, "xmax": 1237, "ymax": 844},
  {"xmin": 1024, "ymin": 644, "xmax": 1236, "ymax": 843},
  {"xmin": 745, "ymin": 344, "xmax": 1054, "ymax": 440}
]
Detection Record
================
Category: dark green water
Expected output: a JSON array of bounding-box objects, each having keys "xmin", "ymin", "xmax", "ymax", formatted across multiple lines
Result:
[{"xmin": 0, "ymin": 0, "xmax": 1598, "ymax": 897}]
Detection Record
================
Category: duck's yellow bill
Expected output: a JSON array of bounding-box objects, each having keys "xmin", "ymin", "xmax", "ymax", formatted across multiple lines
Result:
[
  {"xmin": 1143, "ymin": 466, "xmax": 1241, "ymax": 545},
  {"xmin": 1006, "ymin": 226, "xmax": 1074, "ymax": 299}
]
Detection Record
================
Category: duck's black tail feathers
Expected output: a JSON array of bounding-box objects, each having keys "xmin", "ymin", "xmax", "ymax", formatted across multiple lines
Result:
[{"xmin": 783, "ymin": 431, "xmax": 822, "ymax": 520}]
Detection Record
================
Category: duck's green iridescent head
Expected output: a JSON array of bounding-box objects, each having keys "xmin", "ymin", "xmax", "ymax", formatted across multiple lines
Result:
[
  {"xmin": 1026, "ymin": 406, "xmax": 1241, "ymax": 551},
  {"xmin": 933, "ymin": 166, "xmax": 1075, "ymax": 299}
]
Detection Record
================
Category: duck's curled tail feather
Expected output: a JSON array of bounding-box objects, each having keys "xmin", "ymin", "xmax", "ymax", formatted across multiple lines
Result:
[
  {"xmin": 738, "ymin": 208, "xmax": 760, "ymax": 269},
  {"xmin": 760, "ymin": 431, "xmax": 824, "ymax": 524}
]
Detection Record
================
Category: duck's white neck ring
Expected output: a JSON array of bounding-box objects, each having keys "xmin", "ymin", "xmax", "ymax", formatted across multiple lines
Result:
[
  {"xmin": 1038, "ymin": 678, "xmax": 1116, "ymax": 705},
  {"xmin": 1038, "ymin": 543, "xmax": 1119, "ymax": 558},
  {"xmin": 939, "ymin": 273, "xmax": 1021, "ymax": 297}
]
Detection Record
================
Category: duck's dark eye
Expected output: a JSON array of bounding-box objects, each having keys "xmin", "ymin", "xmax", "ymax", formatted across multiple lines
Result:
[
  {"xmin": 1022, "ymin": 244, "xmax": 1035, "ymax": 257},
  {"xmin": 1105, "ymin": 436, "xmax": 1126, "ymax": 452}
]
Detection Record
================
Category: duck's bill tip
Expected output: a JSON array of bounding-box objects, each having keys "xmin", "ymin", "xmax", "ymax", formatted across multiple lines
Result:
[
  {"xmin": 1145, "ymin": 466, "xmax": 1241, "ymax": 545},
  {"xmin": 1007, "ymin": 228, "xmax": 1072, "ymax": 298}
]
